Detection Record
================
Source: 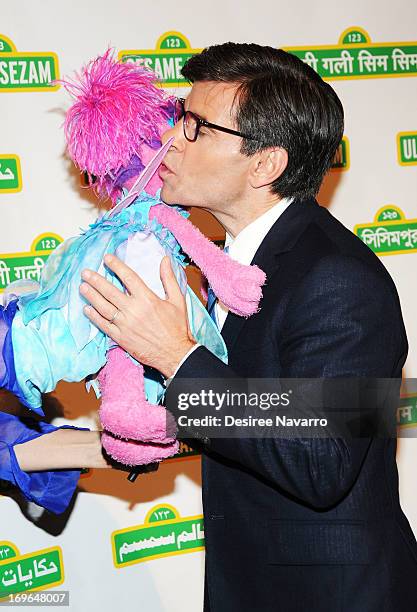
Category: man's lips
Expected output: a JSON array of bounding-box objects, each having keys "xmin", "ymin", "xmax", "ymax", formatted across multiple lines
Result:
[{"xmin": 158, "ymin": 162, "xmax": 175, "ymax": 178}]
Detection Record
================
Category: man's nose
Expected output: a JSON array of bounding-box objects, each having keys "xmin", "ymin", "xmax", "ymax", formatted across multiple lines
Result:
[{"xmin": 161, "ymin": 119, "xmax": 184, "ymax": 147}]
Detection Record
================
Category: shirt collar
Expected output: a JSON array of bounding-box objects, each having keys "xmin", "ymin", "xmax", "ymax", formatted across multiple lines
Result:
[{"xmin": 225, "ymin": 196, "xmax": 294, "ymax": 266}]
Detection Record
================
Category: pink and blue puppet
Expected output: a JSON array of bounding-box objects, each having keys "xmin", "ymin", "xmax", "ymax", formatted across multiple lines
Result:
[{"xmin": 0, "ymin": 51, "xmax": 266, "ymax": 498}]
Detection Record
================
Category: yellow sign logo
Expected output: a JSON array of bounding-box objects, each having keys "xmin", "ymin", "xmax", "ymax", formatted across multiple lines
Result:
[
  {"xmin": 119, "ymin": 31, "xmax": 200, "ymax": 87},
  {"xmin": 397, "ymin": 131, "xmax": 417, "ymax": 165},
  {"xmin": 0, "ymin": 154, "xmax": 22, "ymax": 193},
  {"xmin": 0, "ymin": 233, "xmax": 63, "ymax": 291},
  {"xmin": 112, "ymin": 503, "xmax": 204, "ymax": 567},
  {"xmin": 398, "ymin": 393, "xmax": 417, "ymax": 429},
  {"xmin": 0, "ymin": 543, "xmax": 64, "ymax": 600},
  {"xmin": 354, "ymin": 205, "xmax": 417, "ymax": 256},
  {"xmin": 0, "ymin": 34, "xmax": 59, "ymax": 92},
  {"xmin": 284, "ymin": 27, "xmax": 417, "ymax": 80},
  {"xmin": 331, "ymin": 136, "xmax": 350, "ymax": 171}
]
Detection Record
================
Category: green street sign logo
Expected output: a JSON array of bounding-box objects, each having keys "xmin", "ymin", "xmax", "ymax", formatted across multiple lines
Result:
[
  {"xmin": 0, "ymin": 544, "xmax": 64, "ymax": 600},
  {"xmin": 397, "ymin": 131, "xmax": 417, "ymax": 165},
  {"xmin": 331, "ymin": 136, "xmax": 350, "ymax": 171},
  {"xmin": 354, "ymin": 205, "xmax": 417, "ymax": 256},
  {"xmin": 0, "ymin": 34, "xmax": 14, "ymax": 53},
  {"xmin": 0, "ymin": 542, "xmax": 18, "ymax": 562},
  {"xmin": 119, "ymin": 31, "xmax": 199, "ymax": 87},
  {"xmin": 0, "ymin": 233, "xmax": 63, "ymax": 291},
  {"xmin": 112, "ymin": 503, "xmax": 204, "ymax": 567},
  {"xmin": 0, "ymin": 34, "xmax": 59, "ymax": 92},
  {"xmin": 284, "ymin": 27, "xmax": 417, "ymax": 80},
  {"xmin": 0, "ymin": 155, "xmax": 22, "ymax": 193},
  {"xmin": 398, "ymin": 394, "xmax": 417, "ymax": 428}
]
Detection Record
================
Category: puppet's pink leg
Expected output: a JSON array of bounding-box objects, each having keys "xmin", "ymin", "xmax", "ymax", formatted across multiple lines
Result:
[
  {"xmin": 101, "ymin": 431, "xmax": 179, "ymax": 465},
  {"xmin": 149, "ymin": 204, "xmax": 267, "ymax": 317},
  {"xmin": 98, "ymin": 348, "xmax": 177, "ymax": 444}
]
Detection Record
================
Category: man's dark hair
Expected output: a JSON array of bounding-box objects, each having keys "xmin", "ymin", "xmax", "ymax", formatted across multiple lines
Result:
[{"xmin": 182, "ymin": 43, "xmax": 344, "ymax": 200}]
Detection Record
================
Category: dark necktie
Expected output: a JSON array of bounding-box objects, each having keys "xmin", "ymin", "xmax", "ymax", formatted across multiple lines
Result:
[{"xmin": 206, "ymin": 245, "xmax": 229, "ymax": 327}]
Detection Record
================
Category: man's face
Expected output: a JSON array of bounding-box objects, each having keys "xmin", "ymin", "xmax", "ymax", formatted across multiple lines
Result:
[{"xmin": 159, "ymin": 81, "xmax": 252, "ymax": 212}]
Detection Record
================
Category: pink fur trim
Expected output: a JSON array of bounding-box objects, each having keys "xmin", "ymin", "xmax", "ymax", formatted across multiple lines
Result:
[
  {"xmin": 98, "ymin": 348, "xmax": 177, "ymax": 444},
  {"xmin": 150, "ymin": 204, "xmax": 267, "ymax": 316},
  {"xmin": 101, "ymin": 432, "xmax": 179, "ymax": 465},
  {"xmin": 62, "ymin": 49, "xmax": 171, "ymax": 183}
]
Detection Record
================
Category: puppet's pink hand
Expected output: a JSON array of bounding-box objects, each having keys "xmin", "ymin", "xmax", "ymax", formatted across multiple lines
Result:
[
  {"xmin": 212, "ymin": 261, "xmax": 266, "ymax": 317},
  {"xmin": 149, "ymin": 204, "xmax": 266, "ymax": 317},
  {"xmin": 80, "ymin": 254, "xmax": 197, "ymax": 379},
  {"xmin": 101, "ymin": 432, "xmax": 179, "ymax": 466}
]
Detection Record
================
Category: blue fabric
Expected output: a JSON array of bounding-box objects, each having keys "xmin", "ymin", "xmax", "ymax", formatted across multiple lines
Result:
[
  {"xmin": 0, "ymin": 191, "xmax": 228, "ymax": 516},
  {"xmin": 7, "ymin": 193, "xmax": 227, "ymax": 413},
  {"xmin": 206, "ymin": 285, "xmax": 218, "ymax": 326},
  {"xmin": 0, "ymin": 411, "xmax": 89, "ymax": 514},
  {"xmin": 0, "ymin": 299, "xmax": 28, "ymax": 404}
]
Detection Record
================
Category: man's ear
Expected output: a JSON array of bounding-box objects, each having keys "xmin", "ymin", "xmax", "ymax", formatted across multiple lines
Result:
[{"xmin": 248, "ymin": 147, "xmax": 288, "ymax": 189}]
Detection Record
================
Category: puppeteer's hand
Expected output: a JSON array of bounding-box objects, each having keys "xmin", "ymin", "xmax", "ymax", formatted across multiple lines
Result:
[{"xmin": 80, "ymin": 254, "xmax": 197, "ymax": 379}]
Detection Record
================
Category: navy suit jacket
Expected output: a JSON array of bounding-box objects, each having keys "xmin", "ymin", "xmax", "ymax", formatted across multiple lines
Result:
[{"xmin": 167, "ymin": 198, "xmax": 417, "ymax": 612}]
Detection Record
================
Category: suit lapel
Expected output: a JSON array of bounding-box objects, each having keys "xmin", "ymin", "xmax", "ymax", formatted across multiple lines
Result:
[{"xmin": 220, "ymin": 198, "xmax": 319, "ymax": 352}]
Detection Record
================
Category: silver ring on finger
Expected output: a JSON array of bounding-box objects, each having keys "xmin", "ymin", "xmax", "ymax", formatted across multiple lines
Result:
[{"xmin": 109, "ymin": 309, "xmax": 120, "ymax": 324}]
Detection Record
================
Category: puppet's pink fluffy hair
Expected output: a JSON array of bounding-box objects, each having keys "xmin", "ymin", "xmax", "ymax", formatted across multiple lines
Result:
[{"xmin": 62, "ymin": 49, "xmax": 170, "ymax": 181}]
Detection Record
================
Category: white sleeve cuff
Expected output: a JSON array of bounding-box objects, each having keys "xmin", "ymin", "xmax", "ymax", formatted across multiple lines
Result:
[{"xmin": 165, "ymin": 343, "xmax": 201, "ymax": 388}]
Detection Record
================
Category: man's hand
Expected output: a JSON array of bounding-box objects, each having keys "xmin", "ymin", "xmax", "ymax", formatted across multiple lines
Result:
[{"xmin": 80, "ymin": 254, "xmax": 197, "ymax": 379}]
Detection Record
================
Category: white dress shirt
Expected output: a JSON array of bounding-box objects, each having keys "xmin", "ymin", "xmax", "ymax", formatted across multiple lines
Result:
[{"xmin": 166, "ymin": 196, "xmax": 294, "ymax": 384}]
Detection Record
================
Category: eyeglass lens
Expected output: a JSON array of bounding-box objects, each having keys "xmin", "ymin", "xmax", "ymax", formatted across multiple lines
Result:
[
  {"xmin": 174, "ymin": 98, "xmax": 185, "ymax": 123},
  {"xmin": 175, "ymin": 98, "xmax": 200, "ymax": 141},
  {"xmin": 183, "ymin": 112, "xmax": 198, "ymax": 141}
]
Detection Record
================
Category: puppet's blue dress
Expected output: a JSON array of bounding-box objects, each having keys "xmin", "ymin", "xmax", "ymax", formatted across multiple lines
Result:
[{"xmin": 0, "ymin": 193, "xmax": 227, "ymax": 513}]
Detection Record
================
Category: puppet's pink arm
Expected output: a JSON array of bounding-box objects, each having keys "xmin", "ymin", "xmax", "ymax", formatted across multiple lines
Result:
[{"xmin": 149, "ymin": 204, "xmax": 266, "ymax": 317}]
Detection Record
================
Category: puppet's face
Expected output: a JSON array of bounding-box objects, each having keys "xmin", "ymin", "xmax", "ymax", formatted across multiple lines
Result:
[
  {"xmin": 63, "ymin": 51, "xmax": 175, "ymax": 205},
  {"xmin": 117, "ymin": 140, "xmax": 164, "ymax": 198},
  {"xmin": 159, "ymin": 81, "xmax": 253, "ymax": 214},
  {"xmin": 106, "ymin": 113, "xmax": 173, "ymax": 203}
]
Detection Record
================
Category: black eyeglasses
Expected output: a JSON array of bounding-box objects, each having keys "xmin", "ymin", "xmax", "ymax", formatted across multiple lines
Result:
[{"xmin": 174, "ymin": 97, "xmax": 256, "ymax": 142}]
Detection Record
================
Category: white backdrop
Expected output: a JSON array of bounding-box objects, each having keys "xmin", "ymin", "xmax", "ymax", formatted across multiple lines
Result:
[{"xmin": 0, "ymin": 1, "xmax": 416, "ymax": 610}]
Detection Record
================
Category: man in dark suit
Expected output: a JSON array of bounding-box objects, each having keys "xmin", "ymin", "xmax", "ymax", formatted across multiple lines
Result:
[{"xmin": 81, "ymin": 43, "xmax": 417, "ymax": 611}]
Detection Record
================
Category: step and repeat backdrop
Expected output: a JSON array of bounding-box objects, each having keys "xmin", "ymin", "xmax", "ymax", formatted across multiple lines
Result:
[{"xmin": 1, "ymin": 1, "xmax": 416, "ymax": 610}]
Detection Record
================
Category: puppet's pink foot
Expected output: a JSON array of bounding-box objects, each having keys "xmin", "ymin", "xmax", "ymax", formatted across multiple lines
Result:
[
  {"xmin": 98, "ymin": 348, "xmax": 177, "ymax": 443},
  {"xmin": 100, "ymin": 399, "xmax": 177, "ymax": 444},
  {"xmin": 101, "ymin": 431, "xmax": 179, "ymax": 466},
  {"xmin": 212, "ymin": 263, "xmax": 267, "ymax": 317}
]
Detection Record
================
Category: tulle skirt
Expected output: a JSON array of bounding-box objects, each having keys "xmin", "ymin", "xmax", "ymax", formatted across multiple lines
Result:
[{"xmin": 0, "ymin": 193, "xmax": 227, "ymax": 414}]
